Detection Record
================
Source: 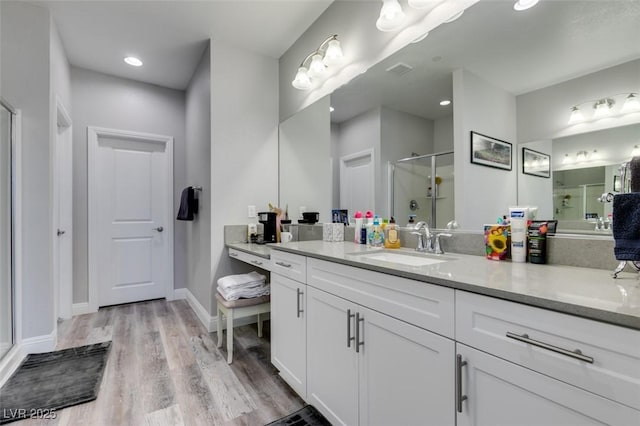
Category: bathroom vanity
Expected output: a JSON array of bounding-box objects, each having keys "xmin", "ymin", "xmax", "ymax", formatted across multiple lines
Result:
[{"xmin": 227, "ymin": 241, "xmax": 640, "ymax": 425}]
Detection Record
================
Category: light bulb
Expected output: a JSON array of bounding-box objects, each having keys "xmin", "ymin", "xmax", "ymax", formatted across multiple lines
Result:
[
  {"xmin": 593, "ymin": 98, "xmax": 614, "ymax": 119},
  {"xmin": 622, "ymin": 93, "xmax": 640, "ymax": 113},
  {"xmin": 632, "ymin": 145, "xmax": 640, "ymax": 157},
  {"xmin": 376, "ymin": 0, "xmax": 406, "ymax": 32},
  {"xmin": 576, "ymin": 150, "xmax": 588, "ymax": 162},
  {"xmin": 514, "ymin": 0, "xmax": 539, "ymax": 12},
  {"xmin": 323, "ymin": 39, "xmax": 343, "ymax": 67},
  {"xmin": 568, "ymin": 106, "xmax": 584, "ymax": 125},
  {"xmin": 308, "ymin": 54, "xmax": 326, "ymax": 78},
  {"xmin": 291, "ymin": 67, "xmax": 312, "ymax": 90},
  {"xmin": 562, "ymin": 154, "xmax": 572, "ymax": 165}
]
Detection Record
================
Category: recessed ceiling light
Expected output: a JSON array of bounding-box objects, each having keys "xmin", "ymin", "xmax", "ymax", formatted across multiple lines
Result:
[
  {"xmin": 124, "ymin": 56, "xmax": 143, "ymax": 67},
  {"xmin": 329, "ymin": 106, "xmax": 335, "ymax": 112},
  {"xmin": 440, "ymin": 100, "xmax": 451, "ymax": 106},
  {"xmin": 514, "ymin": 0, "xmax": 539, "ymax": 12}
]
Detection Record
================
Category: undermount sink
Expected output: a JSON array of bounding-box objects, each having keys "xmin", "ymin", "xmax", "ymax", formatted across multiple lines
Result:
[{"xmin": 349, "ymin": 250, "xmax": 455, "ymax": 267}]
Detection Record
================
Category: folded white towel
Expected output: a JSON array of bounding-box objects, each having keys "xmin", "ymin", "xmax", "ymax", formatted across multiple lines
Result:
[
  {"xmin": 217, "ymin": 272, "xmax": 266, "ymax": 290},
  {"xmin": 217, "ymin": 283, "xmax": 270, "ymax": 301}
]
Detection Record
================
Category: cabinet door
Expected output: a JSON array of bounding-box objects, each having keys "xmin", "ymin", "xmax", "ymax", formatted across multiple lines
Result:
[
  {"xmin": 359, "ymin": 306, "xmax": 455, "ymax": 426},
  {"xmin": 307, "ymin": 287, "xmax": 359, "ymax": 426},
  {"xmin": 271, "ymin": 273, "xmax": 306, "ymax": 398},
  {"xmin": 456, "ymin": 344, "xmax": 640, "ymax": 426}
]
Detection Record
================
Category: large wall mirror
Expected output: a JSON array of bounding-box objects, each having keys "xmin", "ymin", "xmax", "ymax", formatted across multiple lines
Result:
[{"xmin": 279, "ymin": 0, "xmax": 640, "ymax": 234}]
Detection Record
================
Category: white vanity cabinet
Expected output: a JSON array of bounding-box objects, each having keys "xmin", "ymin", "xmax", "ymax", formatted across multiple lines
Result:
[
  {"xmin": 306, "ymin": 258, "xmax": 456, "ymax": 426},
  {"xmin": 270, "ymin": 250, "xmax": 307, "ymax": 398},
  {"xmin": 455, "ymin": 291, "xmax": 640, "ymax": 425}
]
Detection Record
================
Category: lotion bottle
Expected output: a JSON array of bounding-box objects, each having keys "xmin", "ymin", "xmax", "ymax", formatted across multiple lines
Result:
[
  {"xmin": 384, "ymin": 217, "xmax": 401, "ymax": 249},
  {"xmin": 509, "ymin": 206, "xmax": 529, "ymax": 262},
  {"xmin": 354, "ymin": 211, "xmax": 364, "ymax": 244}
]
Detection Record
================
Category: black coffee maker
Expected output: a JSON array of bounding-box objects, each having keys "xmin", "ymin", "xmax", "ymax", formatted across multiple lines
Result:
[{"xmin": 258, "ymin": 212, "xmax": 277, "ymax": 243}]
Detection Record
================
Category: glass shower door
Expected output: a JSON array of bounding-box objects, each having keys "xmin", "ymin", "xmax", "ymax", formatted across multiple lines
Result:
[{"xmin": 0, "ymin": 103, "xmax": 13, "ymax": 360}]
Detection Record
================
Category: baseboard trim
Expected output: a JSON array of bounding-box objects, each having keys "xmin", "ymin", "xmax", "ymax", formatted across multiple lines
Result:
[
  {"xmin": 0, "ymin": 345, "xmax": 24, "ymax": 387},
  {"xmin": 21, "ymin": 330, "xmax": 56, "ymax": 354},
  {"xmin": 72, "ymin": 302, "xmax": 95, "ymax": 316},
  {"xmin": 0, "ymin": 330, "xmax": 57, "ymax": 387},
  {"xmin": 172, "ymin": 288, "xmax": 268, "ymax": 333}
]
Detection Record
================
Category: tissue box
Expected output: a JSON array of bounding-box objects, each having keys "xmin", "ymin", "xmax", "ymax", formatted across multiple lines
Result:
[
  {"xmin": 484, "ymin": 224, "xmax": 510, "ymax": 260},
  {"xmin": 332, "ymin": 223, "xmax": 344, "ymax": 242}
]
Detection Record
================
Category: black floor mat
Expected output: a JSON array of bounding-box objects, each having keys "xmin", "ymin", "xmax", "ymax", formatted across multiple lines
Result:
[
  {"xmin": 0, "ymin": 341, "xmax": 111, "ymax": 424},
  {"xmin": 266, "ymin": 405, "xmax": 332, "ymax": 426}
]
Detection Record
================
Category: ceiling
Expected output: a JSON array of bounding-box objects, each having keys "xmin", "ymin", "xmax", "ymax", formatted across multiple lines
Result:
[
  {"xmin": 37, "ymin": 0, "xmax": 333, "ymax": 90},
  {"xmin": 331, "ymin": 0, "xmax": 640, "ymax": 123}
]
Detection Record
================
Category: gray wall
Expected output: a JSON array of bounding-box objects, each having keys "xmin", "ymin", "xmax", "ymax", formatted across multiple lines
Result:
[
  {"xmin": 70, "ymin": 67, "xmax": 186, "ymax": 303},
  {"xmin": 210, "ymin": 40, "xmax": 279, "ymax": 314},
  {"xmin": 184, "ymin": 44, "xmax": 211, "ymax": 307},
  {"xmin": 1, "ymin": 1, "xmax": 54, "ymax": 339},
  {"xmin": 453, "ymin": 68, "xmax": 518, "ymax": 231}
]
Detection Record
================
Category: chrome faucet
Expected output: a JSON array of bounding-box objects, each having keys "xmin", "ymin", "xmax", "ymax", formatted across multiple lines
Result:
[
  {"xmin": 433, "ymin": 233, "xmax": 452, "ymax": 254},
  {"xmin": 412, "ymin": 221, "xmax": 433, "ymax": 252}
]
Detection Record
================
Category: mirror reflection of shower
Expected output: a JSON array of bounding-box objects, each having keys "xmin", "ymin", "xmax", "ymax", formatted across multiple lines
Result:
[
  {"xmin": 391, "ymin": 151, "xmax": 454, "ymax": 229},
  {"xmin": 0, "ymin": 100, "xmax": 15, "ymax": 361}
]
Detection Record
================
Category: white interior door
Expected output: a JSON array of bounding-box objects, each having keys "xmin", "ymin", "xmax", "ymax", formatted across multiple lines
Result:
[
  {"xmin": 54, "ymin": 99, "xmax": 73, "ymax": 319},
  {"xmin": 88, "ymin": 127, "xmax": 173, "ymax": 309},
  {"xmin": 340, "ymin": 149, "xmax": 374, "ymax": 214}
]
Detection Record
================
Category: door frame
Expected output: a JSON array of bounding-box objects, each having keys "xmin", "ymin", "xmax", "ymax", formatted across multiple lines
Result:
[
  {"xmin": 54, "ymin": 96, "xmax": 72, "ymax": 320},
  {"xmin": 87, "ymin": 126, "xmax": 174, "ymax": 312}
]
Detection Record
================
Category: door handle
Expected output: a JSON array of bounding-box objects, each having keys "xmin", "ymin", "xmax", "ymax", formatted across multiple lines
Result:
[
  {"xmin": 57, "ymin": 229, "xmax": 66, "ymax": 236},
  {"xmin": 456, "ymin": 354, "xmax": 468, "ymax": 413},
  {"xmin": 153, "ymin": 226, "xmax": 164, "ymax": 232}
]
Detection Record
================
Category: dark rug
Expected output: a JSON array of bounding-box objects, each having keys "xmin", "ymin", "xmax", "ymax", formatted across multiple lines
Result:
[
  {"xmin": 266, "ymin": 405, "xmax": 332, "ymax": 426},
  {"xmin": 0, "ymin": 341, "xmax": 111, "ymax": 424}
]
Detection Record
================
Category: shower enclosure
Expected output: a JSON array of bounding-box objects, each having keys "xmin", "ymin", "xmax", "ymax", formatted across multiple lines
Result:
[
  {"xmin": 1, "ymin": 101, "xmax": 15, "ymax": 360},
  {"xmin": 390, "ymin": 151, "xmax": 454, "ymax": 229}
]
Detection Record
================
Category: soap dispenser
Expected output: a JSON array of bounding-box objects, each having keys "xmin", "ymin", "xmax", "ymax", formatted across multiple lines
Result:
[{"xmin": 384, "ymin": 217, "xmax": 401, "ymax": 249}]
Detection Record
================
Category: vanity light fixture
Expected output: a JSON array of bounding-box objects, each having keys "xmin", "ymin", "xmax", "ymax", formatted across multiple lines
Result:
[
  {"xmin": 291, "ymin": 35, "xmax": 344, "ymax": 91},
  {"xmin": 439, "ymin": 99, "xmax": 451, "ymax": 106},
  {"xmin": 593, "ymin": 98, "xmax": 614, "ymax": 119},
  {"xmin": 622, "ymin": 93, "xmax": 640, "ymax": 113},
  {"xmin": 443, "ymin": 10, "xmax": 464, "ymax": 23},
  {"xmin": 576, "ymin": 150, "xmax": 589, "ymax": 162},
  {"xmin": 631, "ymin": 145, "xmax": 640, "ymax": 157},
  {"xmin": 567, "ymin": 93, "xmax": 638, "ymax": 124},
  {"xmin": 562, "ymin": 153, "xmax": 573, "ymax": 165},
  {"xmin": 124, "ymin": 56, "xmax": 143, "ymax": 67},
  {"xmin": 567, "ymin": 106, "xmax": 584, "ymax": 125},
  {"xmin": 376, "ymin": 0, "xmax": 406, "ymax": 32},
  {"xmin": 513, "ymin": 0, "xmax": 539, "ymax": 12}
]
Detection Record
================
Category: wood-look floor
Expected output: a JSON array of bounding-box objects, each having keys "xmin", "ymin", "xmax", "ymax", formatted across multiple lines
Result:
[{"xmin": 12, "ymin": 299, "xmax": 304, "ymax": 426}]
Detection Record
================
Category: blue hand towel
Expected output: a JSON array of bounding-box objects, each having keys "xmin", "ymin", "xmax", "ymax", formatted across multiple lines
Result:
[
  {"xmin": 612, "ymin": 193, "xmax": 640, "ymax": 260},
  {"xmin": 176, "ymin": 187, "xmax": 196, "ymax": 221}
]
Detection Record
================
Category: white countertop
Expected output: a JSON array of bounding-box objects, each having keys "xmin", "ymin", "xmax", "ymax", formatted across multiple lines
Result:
[{"xmin": 227, "ymin": 241, "xmax": 640, "ymax": 330}]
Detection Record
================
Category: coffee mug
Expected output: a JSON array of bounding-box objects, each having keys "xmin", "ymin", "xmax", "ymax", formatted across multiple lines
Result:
[{"xmin": 281, "ymin": 232, "xmax": 293, "ymax": 243}]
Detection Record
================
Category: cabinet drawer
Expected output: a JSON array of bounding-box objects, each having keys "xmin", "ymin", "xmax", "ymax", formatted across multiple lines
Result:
[
  {"xmin": 456, "ymin": 291, "xmax": 640, "ymax": 410},
  {"xmin": 270, "ymin": 250, "xmax": 306, "ymax": 282},
  {"xmin": 228, "ymin": 248, "xmax": 270, "ymax": 271},
  {"xmin": 307, "ymin": 258, "xmax": 455, "ymax": 338}
]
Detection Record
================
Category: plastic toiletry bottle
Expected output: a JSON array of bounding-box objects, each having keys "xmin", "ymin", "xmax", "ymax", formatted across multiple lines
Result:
[
  {"xmin": 354, "ymin": 211, "xmax": 364, "ymax": 244},
  {"xmin": 406, "ymin": 214, "xmax": 417, "ymax": 228},
  {"xmin": 384, "ymin": 217, "xmax": 401, "ymax": 249},
  {"xmin": 365, "ymin": 211, "xmax": 374, "ymax": 246},
  {"xmin": 509, "ymin": 206, "xmax": 529, "ymax": 262},
  {"xmin": 371, "ymin": 216, "xmax": 384, "ymax": 247}
]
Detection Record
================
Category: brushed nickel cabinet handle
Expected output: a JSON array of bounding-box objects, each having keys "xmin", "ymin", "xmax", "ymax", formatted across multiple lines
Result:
[
  {"xmin": 251, "ymin": 260, "xmax": 263, "ymax": 266},
  {"xmin": 229, "ymin": 252, "xmax": 239, "ymax": 257},
  {"xmin": 355, "ymin": 312, "xmax": 364, "ymax": 353},
  {"xmin": 456, "ymin": 354, "xmax": 468, "ymax": 413},
  {"xmin": 276, "ymin": 261, "xmax": 292, "ymax": 268},
  {"xmin": 347, "ymin": 309, "xmax": 355, "ymax": 348},
  {"xmin": 296, "ymin": 288, "xmax": 304, "ymax": 318},
  {"xmin": 506, "ymin": 332, "xmax": 594, "ymax": 364}
]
